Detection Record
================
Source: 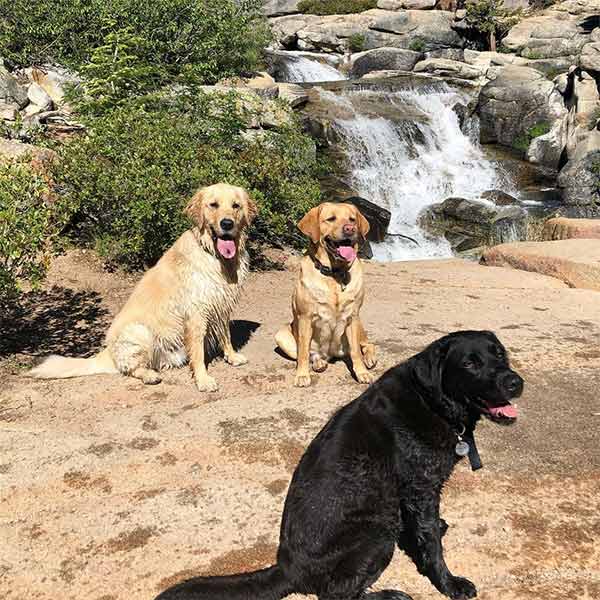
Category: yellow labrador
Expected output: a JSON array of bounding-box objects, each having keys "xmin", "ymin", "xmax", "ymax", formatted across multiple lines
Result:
[
  {"xmin": 30, "ymin": 183, "xmax": 256, "ymax": 392},
  {"xmin": 276, "ymin": 202, "xmax": 377, "ymax": 387}
]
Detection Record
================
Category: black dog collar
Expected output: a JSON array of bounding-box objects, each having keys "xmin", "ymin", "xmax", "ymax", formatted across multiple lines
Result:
[
  {"xmin": 455, "ymin": 426, "xmax": 483, "ymax": 471},
  {"xmin": 310, "ymin": 255, "xmax": 351, "ymax": 288}
]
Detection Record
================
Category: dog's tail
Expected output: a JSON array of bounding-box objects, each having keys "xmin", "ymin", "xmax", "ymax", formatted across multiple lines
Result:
[
  {"xmin": 155, "ymin": 564, "xmax": 293, "ymax": 600},
  {"xmin": 28, "ymin": 349, "xmax": 118, "ymax": 379}
]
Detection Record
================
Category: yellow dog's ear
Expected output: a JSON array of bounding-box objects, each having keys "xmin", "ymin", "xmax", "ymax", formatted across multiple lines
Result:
[
  {"xmin": 185, "ymin": 187, "xmax": 207, "ymax": 229},
  {"xmin": 298, "ymin": 205, "xmax": 322, "ymax": 244},
  {"xmin": 244, "ymin": 193, "xmax": 258, "ymax": 226},
  {"xmin": 355, "ymin": 208, "xmax": 370, "ymax": 238}
]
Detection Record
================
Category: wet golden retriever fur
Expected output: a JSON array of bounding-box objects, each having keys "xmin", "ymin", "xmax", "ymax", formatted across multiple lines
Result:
[
  {"xmin": 275, "ymin": 202, "xmax": 377, "ymax": 387},
  {"xmin": 29, "ymin": 183, "xmax": 256, "ymax": 392}
]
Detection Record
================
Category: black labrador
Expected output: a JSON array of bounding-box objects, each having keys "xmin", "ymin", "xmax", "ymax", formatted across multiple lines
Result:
[{"xmin": 155, "ymin": 330, "xmax": 523, "ymax": 600}]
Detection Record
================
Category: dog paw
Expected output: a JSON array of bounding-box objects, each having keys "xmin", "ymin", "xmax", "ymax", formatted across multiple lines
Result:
[
  {"xmin": 362, "ymin": 345, "xmax": 377, "ymax": 369},
  {"xmin": 294, "ymin": 373, "xmax": 312, "ymax": 387},
  {"xmin": 355, "ymin": 370, "xmax": 374, "ymax": 384},
  {"xmin": 441, "ymin": 576, "xmax": 477, "ymax": 600},
  {"xmin": 195, "ymin": 375, "xmax": 218, "ymax": 392},
  {"xmin": 225, "ymin": 352, "xmax": 248, "ymax": 367},
  {"xmin": 311, "ymin": 356, "xmax": 328, "ymax": 373}
]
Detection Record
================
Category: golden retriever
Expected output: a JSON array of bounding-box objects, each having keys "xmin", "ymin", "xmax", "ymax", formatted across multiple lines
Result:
[
  {"xmin": 29, "ymin": 183, "xmax": 256, "ymax": 392},
  {"xmin": 275, "ymin": 202, "xmax": 376, "ymax": 387}
]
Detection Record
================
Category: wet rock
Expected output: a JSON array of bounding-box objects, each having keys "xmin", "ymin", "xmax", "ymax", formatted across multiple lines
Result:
[
  {"xmin": 350, "ymin": 47, "xmax": 422, "ymax": 77},
  {"xmin": 481, "ymin": 190, "xmax": 521, "ymax": 206},
  {"xmin": 421, "ymin": 196, "xmax": 527, "ymax": 252},
  {"xmin": 278, "ymin": 83, "xmax": 309, "ymax": 108}
]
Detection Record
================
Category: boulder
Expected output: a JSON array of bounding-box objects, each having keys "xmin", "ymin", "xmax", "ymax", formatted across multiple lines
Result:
[
  {"xmin": 580, "ymin": 41, "xmax": 600, "ymax": 71},
  {"xmin": 542, "ymin": 216, "xmax": 600, "ymax": 240},
  {"xmin": 27, "ymin": 82, "xmax": 53, "ymax": 110},
  {"xmin": 502, "ymin": 12, "xmax": 588, "ymax": 59},
  {"xmin": 350, "ymin": 47, "xmax": 422, "ymax": 77},
  {"xmin": 477, "ymin": 66, "xmax": 566, "ymax": 148},
  {"xmin": 414, "ymin": 58, "xmax": 485, "ymax": 80},
  {"xmin": 481, "ymin": 190, "xmax": 521, "ymax": 206},
  {"xmin": 557, "ymin": 151, "xmax": 600, "ymax": 206},
  {"xmin": 245, "ymin": 72, "xmax": 279, "ymax": 99},
  {"xmin": 421, "ymin": 196, "xmax": 527, "ymax": 252},
  {"xmin": 369, "ymin": 10, "xmax": 464, "ymax": 52},
  {"xmin": 481, "ymin": 239, "xmax": 600, "ymax": 291},
  {"xmin": 28, "ymin": 66, "xmax": 79, "ymax": 106},
  {"xmin": 278, "ymin": 82, "xmax": 309, "ymax": 107},
  {"xmin": 0, "ymin": 66, "xmax": 28, "ymax": 108},
  {"xmin": 263, "ymin": 0, "xmax": 302, "ymax": 17},
  {"xmin": 0, "ymin": 139, "xmax": 56, "ymax": 164},
  {"xmin": 0, "ymin": 102, "xmax": 18, "ymax": 121},
  {"xmin": 270, "ymin": 14, "xmax": 321, "ymax": 48}
]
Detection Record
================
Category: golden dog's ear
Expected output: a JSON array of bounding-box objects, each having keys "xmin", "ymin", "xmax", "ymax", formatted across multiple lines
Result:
[
  {"xmin": 298, "ymin": 206, "xmax": 322, "ymax": 244},
  {"xmin": 185, "ymin": 187, "xmax": 207, "ymax": 229},
  {"xmin": 355, "ymin": 208, "xmax": 370, "ymax": 238},
  {"xmin": 244, "ymin": 194, "xmax": 258, "ymax": 226}
]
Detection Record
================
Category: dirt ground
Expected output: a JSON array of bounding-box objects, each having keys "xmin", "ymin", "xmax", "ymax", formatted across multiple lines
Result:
[{"xmin": 1, "ymin": 250, "xmax": 599, "ymax": 600}]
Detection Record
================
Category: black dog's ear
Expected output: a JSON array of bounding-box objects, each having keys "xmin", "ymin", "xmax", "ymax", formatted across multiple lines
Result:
[{"xmin": 412, "ymin": 336, "xmax": 452, "ymax": 401}]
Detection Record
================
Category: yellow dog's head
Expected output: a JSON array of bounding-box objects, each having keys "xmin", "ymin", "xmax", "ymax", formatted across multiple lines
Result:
[
  {"xmin": 185, "ymin": 183, "xmax": 257, "ymax": 260},
  {"xmin": 298, "ymin": 202, "xmax": 370, "ymax": 265}
]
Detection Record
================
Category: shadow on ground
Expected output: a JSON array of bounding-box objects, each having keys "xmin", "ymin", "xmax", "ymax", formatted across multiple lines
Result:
[{"xmin": 0, "ymin": 286, "xmax": 110, "ymax": 361}]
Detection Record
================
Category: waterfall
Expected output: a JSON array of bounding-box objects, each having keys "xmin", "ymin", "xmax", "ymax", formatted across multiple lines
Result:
[
  {"xmin": 320, "ymin": 86, "xmax": 517, "ymax": 261},
  {"xmin": 275, "ymin": 53, "xmax": 347, "ymax": 83}
]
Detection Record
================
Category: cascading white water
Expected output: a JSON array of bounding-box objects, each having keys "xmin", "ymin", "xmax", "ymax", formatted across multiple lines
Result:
[
  {"xmin": 320, "ymin": 87, "xmax": 517, "ymax": 261},
  {"xmin": 280, "ymin": 55, "xmax": 347, "ymax": 83}
]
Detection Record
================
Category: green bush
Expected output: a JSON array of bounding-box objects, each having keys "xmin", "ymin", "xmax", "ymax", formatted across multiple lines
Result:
[
  {"xmin": 465, "ymin": 0, "xmax": 521, "ymax": 51},
  {"xmin": 297, "ymin": 0, "xmax": 377, "ymax": 16},
  {"xmin": 409, "ymin": 38, "xmax": 426, "ymax": 53},
  {"xmin": 348, "ymin": 33, "xmax": 367, "ymax": 53},
  {"xmin": 0, "ymin": 162, "xmax": 73, "ymax": 302},
  {"xmin": 52, "ymin": 92, "xmax": 321, "ymax": 269},
  {"xmin": 0, "ymin": 0, "xmax": 270, "ymax": 85},
  {"xmin": 513, "ymin": 121, "xmax": 551, "ymax": 152}
]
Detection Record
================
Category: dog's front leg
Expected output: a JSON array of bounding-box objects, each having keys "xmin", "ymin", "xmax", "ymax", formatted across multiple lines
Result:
[
  {"xmin": 294, "ymin": 315, "xmax": 313, "ymax": 387},
  {"xmin": 346, "ymin": 317, "xmax": 374, "ymax": 384},
  {"xmin": 218, "ymin": 321, "xmax": 248, "ymax": 367},
  {"xmin": 399, "ymin": 498, "xmax": 476, "ymax": 600},
  {"xmin": 185, "ymin": 313, "xmax": 218, "ymax": 392}
]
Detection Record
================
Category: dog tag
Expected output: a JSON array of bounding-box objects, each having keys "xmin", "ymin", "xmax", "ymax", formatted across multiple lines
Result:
[{"xmin": 455, "ymin": 440, "xmax": 470, "ymax": 457}]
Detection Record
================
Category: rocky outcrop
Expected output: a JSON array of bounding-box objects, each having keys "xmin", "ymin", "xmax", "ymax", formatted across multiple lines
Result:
[
  {"xmin": 378, "ymin": 0, "xmax": 437, "ymax": 9},
  {"xmin": 421, "ymin": 196, "xmax": 527, "ymax": 252},
  {"xmin": 263, "ymin": 0, "xmax": 302, "ymax": 17},
  {"xmin": 557, "ymin": 150, "xmax": 600, "ymax": 207},
  {"xmin": 0, "ymin": 65, "xmax": 28, "ymax": 108},
  {"xmin": 481, "ymin": 239, "xmax": 600, "ymax": 291},
  {"xmin": 349, "ymin": 47, "xmax": 422, "ymax": 77},
  {"xmin": 478, "ymin": 66, "xmax": 566, "ymax": 149},
  {"xmin": 414, "ymin": 57, "xmax": 484, "ymax": 80},
  {"xmin": 542, "ymin": 216, "xmax": 600, "ymax": 240}
]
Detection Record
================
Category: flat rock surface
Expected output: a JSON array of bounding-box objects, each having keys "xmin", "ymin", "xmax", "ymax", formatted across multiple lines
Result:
[
  {"xmin": 1, "ymin": 250, "xmax": 599, "ymax": 600},
  {"xmin": 543, "ymin": 217, "xmax": 600, "ymax": 240},
  {"xmin": 482, "ymin": 239, "xmax": 600, "ymax": 291}
]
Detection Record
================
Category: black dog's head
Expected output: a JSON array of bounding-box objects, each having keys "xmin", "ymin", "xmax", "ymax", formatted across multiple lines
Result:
[{"xmin": 413, "ymin": 330, "xmax": 524, "ymax": 425}]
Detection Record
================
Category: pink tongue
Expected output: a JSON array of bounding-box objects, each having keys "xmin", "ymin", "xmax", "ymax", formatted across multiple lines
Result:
[
  {"xmin": 217, "ymin": 239, "xmax": 236, "ymax": 259},
  {"xmin": 489, "ymin": 404, "xmax": 518, "ymax": 419},
  {"xmin": 337, "ymin": 246, "xmax": 357, "ymax": 262}
]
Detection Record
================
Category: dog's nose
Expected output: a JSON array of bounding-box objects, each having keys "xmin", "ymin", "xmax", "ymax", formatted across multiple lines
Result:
[
  {"xmin": 343, "ymin": 223, "xmax": 356, "ymax": 235},
  {"xmin": 504, "ymin": 373, "xmax": 524, "ymax": 396},
  {"xmin": 220, "ymin": 218, "xmax": 234, "ymax": 232}
]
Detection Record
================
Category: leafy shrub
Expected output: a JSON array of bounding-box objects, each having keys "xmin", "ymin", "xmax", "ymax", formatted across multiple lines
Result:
[
  {"xmin": 409, "ymin": 38, "xmax": 426, "ymax": 53},
  {"xmin": 0, "ymin": 161, "xmax": 73, "ymax": 301},
  {"xmin": 348, "ymin": 33, "xmax": 367, "ymax": 53},
  {"xmin": 465, "ymin": 0, "xmax": 521, "ymax": 52},
  {"xmin": 513, "ymin": 121, "xmax": 551, "ymax": 152},
  {"xmin": 0, "ymin": 0, "xmax": 270, "ymax": 85},
  {"xmin": 52, "ymin": 92, "xmax": 321, "ymax": 269},
  {"xmin": 297, "ymin": 0, "xmax": 377, "ymax": 16}
]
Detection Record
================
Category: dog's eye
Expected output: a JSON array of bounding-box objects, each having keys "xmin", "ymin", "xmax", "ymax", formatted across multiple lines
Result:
[
  {"xmin": 463, "ymin": 360, "xmax": 475, "ymax": 369},
  {"xmin": 327, "ymin": 216, "xmax": 336, "ymax": 222},
  {"xmin": 349, "ymin": 217, "xmax": 356, "ymax": 222},
  {"xmin": 232, "ymin": 203, "xmax": 240, "ymax": 209},
  {"xmin": 209, "ymin": 202, "xmax": 219, "ymax": 208}
]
